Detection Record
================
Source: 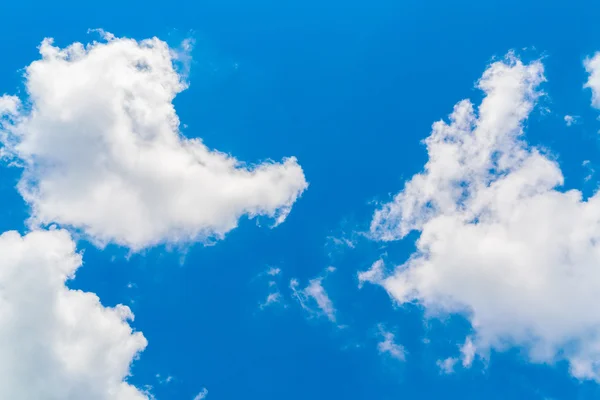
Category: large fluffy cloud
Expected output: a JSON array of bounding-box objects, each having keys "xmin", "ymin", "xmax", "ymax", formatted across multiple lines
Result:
[
  {"xmin": 0, "ymin": 33, "xmax": 307, "ymax": 250},
  {"xmin": 366, "ymin": 53, "xmax": 600, "ymax": 380},
  {"xmin": 0, "ymin": 229, "xmax": 148, "ymax": 399}
]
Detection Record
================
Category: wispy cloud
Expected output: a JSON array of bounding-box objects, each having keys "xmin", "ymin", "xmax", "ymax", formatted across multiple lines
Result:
[
  {"xmin": 564, "ymin": 114, "xmax": 580, "ymax": 126},
  {"xmin": 257, "ymin": 267, "xmax": 284, "ymax": 310},
  {"xmin": 435, "ymin": 337, "xmax": 477, "ymax": 374},
  {"xmin": 357, "ymin": 259, "xmax": 385, "ymax": 288},
  {"xmin": 260, "ymin": 292, "xmax": 282, "ymax": 309},
  {"xmin": 437, "ymin": 357, "xmax": 458, "ymax": 374},
  {"xmin": 376, "ymin": 325, "xmax": 406, "ymax": 361},
  {"xmin": 290, "ymin": 268, "xmax": 338, "ymax": 323},
  {"xmin": 193, "ymin": 388, "xmax": 208, "ymax": 400}
]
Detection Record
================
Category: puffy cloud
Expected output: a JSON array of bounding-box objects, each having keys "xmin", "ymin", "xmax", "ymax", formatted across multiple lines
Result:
[
  {"xmin": 0, "ymin": 33, "xmax": 307, "ymax": 250},
  {"xmin": 376, "ymin": 325, "xmax": 405, "ymax": 361},
  {"xmin": 0, "ymin": 95, "xmax": 18, "ymax": 116},
  {"xmin": 585, "ymin": 52, "xmax": 600, "ymax": 108},
  {"xmin": 367, "ymin": 53, "xmax": 600, "ymax": 380},
  {"xmin": 370, "ymin": 53, "xmax": 546, "ymax": 241},
  {"xmin": 0, "ymin": 229, "xmax": 148, "ymax": 399}
]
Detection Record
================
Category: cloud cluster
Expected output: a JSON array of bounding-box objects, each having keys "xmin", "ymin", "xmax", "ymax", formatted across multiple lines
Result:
[
  {"xmin": 367, "ymin": 53, "xmax": 600, "ymax": 380},
  {"xmin": 0, "ymin": 34, "xmax": 307, "ymax": 251},
  {"xmin": 0, "ymin": 31, "xmax": 309, "ymax": 399},
  {"xmin": 7, "ymin": 26, "xmax": 600, "ymax": 396},
  {"xmin": 0, "ymin": 229, "xmax": 147, "ymax": 399}
]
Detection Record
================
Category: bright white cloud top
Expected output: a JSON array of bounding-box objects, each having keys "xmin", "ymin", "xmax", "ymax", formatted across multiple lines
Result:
[
  {"xmin": 0, "ymin": 229, "xmax": 147, "ymax": 399},
  {"xmin": 0, "ymin": 33, "xmax": 307, "ymax": 250},
  {"xmin": 366, "ymin": 53, "xmax": 600, "ymax": 381}
]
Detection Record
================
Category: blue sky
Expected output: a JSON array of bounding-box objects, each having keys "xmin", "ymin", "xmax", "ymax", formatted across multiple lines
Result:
[{"xmin": 3, "ymin": 1, "xmax": 600, "ymax": 399}]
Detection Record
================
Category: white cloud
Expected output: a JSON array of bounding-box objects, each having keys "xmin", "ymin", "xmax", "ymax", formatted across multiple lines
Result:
[
  {"xmin": 260, "ymin": 292, "xmax": 282, "ymax": 309},
  {"xmin": 564, "ymin": 115, "xmax": 579, "ymax": 126},
  {"xmin": 290, "ymin": 272, "xmax": 337, "ymax": 322},
  {"xmin": 0, "ymin": 95, "xmax": 18, "ymax": 116},
  {"xmin": 435, "ymin": 337, "xmax": 477, "ymax": 374},
  {"xmin": 376, "ymin": 325, "xmax": 405, "ymax": 361},
  {"xmin": 193, "ymin": 388, "xmax": 208, "ymax": 400},
  {"xmin": 357, "ymin": 259, "xmax": 385, "ymax": 288},
  {"xmin": 585, "ymin": 53, "xmax": 600, "ymax": 109},
  {"xmin": 257, "ymin": 267, "xmax": 284, "ymax": 309},
  {"xmin": 583, "ymin": 160, "xmax": 595, "ymax": 182},
  {"xmin": 0, "ymin": 34, "xmax": 307, "ymax": 251},
  {"xmin": 155, "ymin": 374, "xmax": 173, "ymax": 385},
  {"xmin": 436, "ymin": 357, "xmax": 458, "ymax": 374},
  {"xmin": 0, "ymin": 229, "xmax": 148, "ymax": 399},
  {"xmin": 366, "ymin": 53, "xmax": 600, "ymax": 381},
  {"xmin": 304, "ymin": 278, "xmax": 336, "ymax": 321},
  {"xmin": 460, "ymin": 336, "xmax": 477, "ymax": 367},
  {"xmin": 326, "ymin": 235, "xmax": 356, "ymax": 249}
]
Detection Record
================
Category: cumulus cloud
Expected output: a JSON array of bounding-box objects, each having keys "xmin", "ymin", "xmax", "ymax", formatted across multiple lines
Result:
[
  {"xmin": 0, "ymin": 34, "xmax": 307, "ymax": 250},
  {"xmin": 376, "ymin": 325, "xmax": 405, "ymax": 361},
  {"xmin": 0, "ymin": 229, "xmax": 148, "ymax": 399},
  {"xmin": 0, "ymin": 95, "xmax": 18, "ymax": 115},
  {"xmin": 366, "ymin": 53, "xmax": 600, "ymax": 381}
]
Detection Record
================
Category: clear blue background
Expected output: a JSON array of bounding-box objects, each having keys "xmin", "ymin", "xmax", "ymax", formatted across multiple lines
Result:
[{"xmin": 2, "ymin": 0, "xmax": 600, "ymax": 398}]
